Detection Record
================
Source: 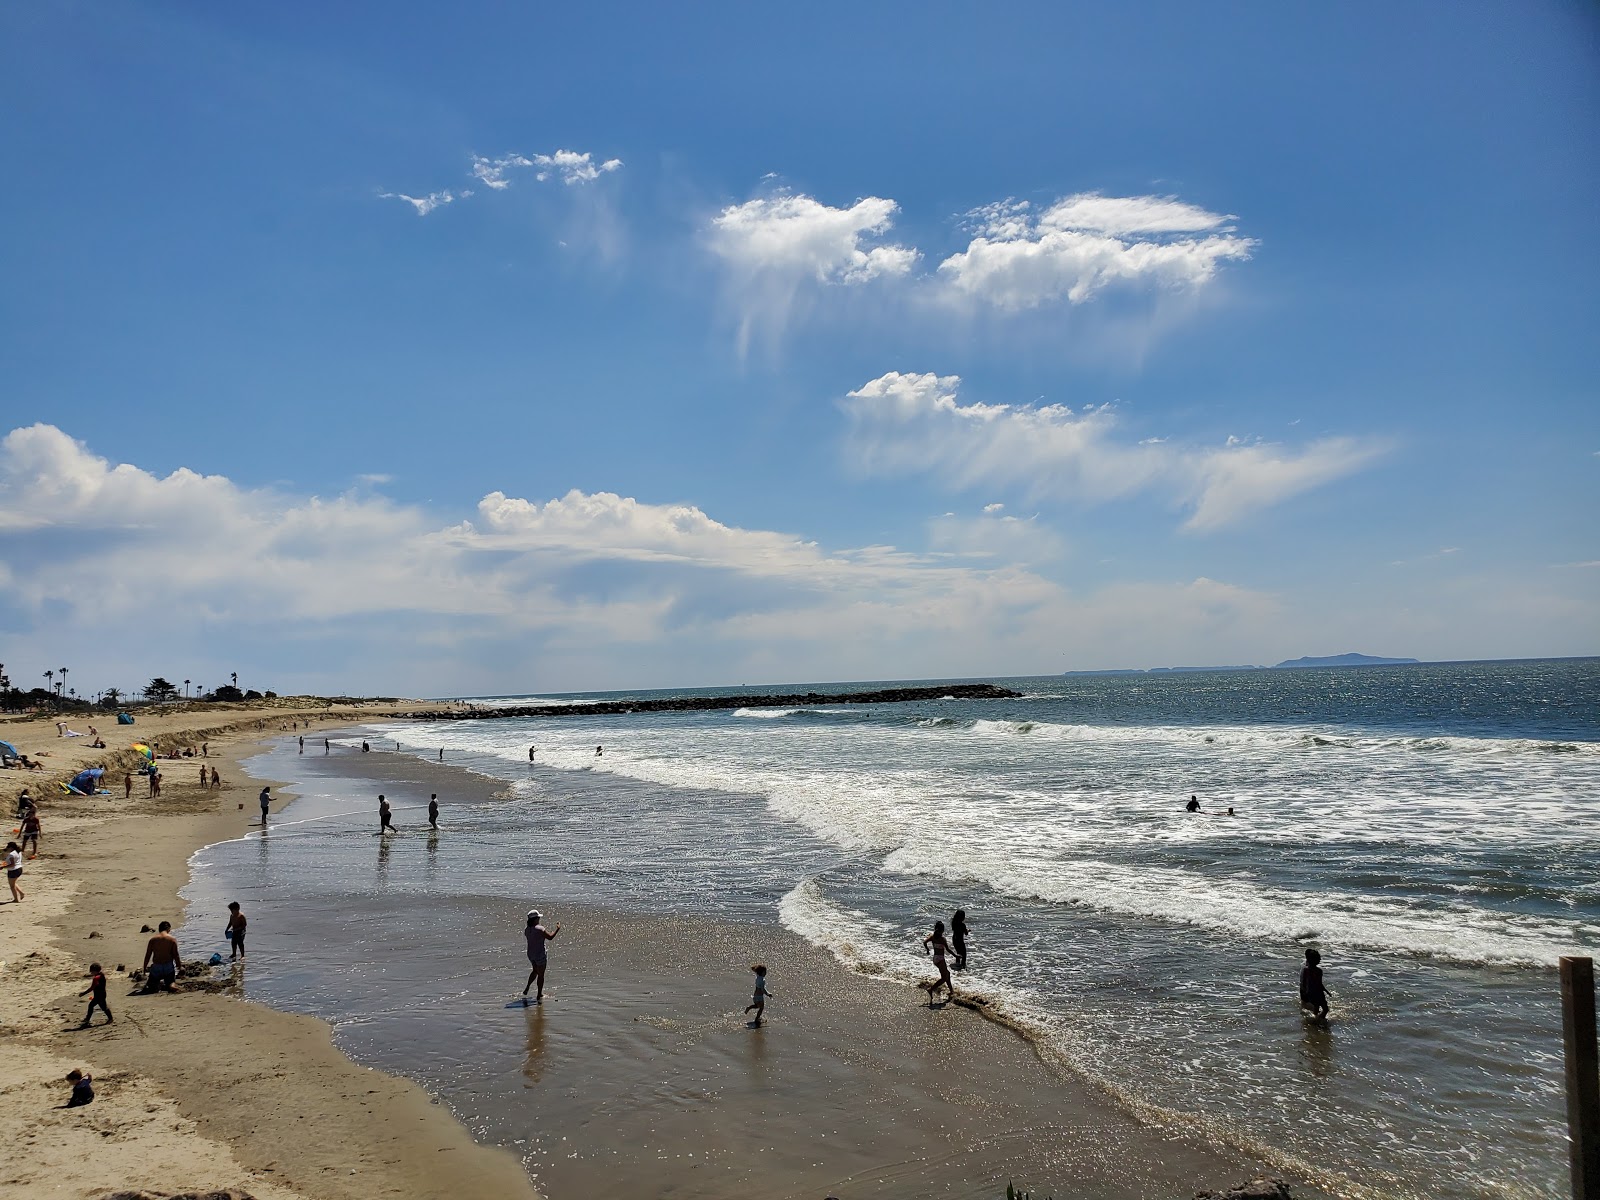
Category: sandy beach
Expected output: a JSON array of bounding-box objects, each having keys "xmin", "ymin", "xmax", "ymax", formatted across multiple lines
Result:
[
  {"xmin": 0, "ymin": 702, "xmax": 536, "ymax": 1200},
  {"xmin": 0, "ymin": 699, "xmax": 1306, "ymax": 1200}
]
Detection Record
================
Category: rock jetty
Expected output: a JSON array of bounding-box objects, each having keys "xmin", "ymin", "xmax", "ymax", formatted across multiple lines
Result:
[{"xmin": 395, "ymin": 682, "xmax": 1020, "ymax": 723}]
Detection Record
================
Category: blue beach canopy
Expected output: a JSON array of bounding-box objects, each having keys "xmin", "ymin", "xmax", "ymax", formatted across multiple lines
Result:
[
  {"xmin": 0, "ymin": 740, "xmax": 18, "ymax": 759},
  {"xmin": 68, "ymin": 767, "xmax": 105, "ymax": 793}
]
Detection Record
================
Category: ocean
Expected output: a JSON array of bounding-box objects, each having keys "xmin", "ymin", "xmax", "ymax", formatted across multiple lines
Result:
[{"xmin": 188, "ymin": 658, "xmax": 1599, "ymax": 1199}]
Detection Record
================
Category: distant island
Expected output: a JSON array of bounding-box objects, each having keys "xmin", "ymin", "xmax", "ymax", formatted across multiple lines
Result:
[
  {"xmin": 1272, "ymin": 652, "xmax": 1420, "ymax": 669},
  {"xmin": 1065, "ymin": 652, "xmax": 1419, "ymax": 676}
]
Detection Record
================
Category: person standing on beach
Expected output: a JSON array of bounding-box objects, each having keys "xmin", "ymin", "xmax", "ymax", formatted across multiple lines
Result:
[
  {"xmin": 950, "ymin": 909, "xmax": 969, "ymax": 970},
  {"xmin": 744, "ymin": 964, "xmax": 773, "ymax": 1026},
  {"xmin": 77, "ymin": 962, "xmax": 112, "ymax": 1026},
  {"xmin": 5, "ymin": 842, "xmax": 24, "ymax": 902},
  {"xmin": 521, "ymin": 910, "xmax": 560, "ymax": 1003},
  {"xmin": 379, "ymin": 795, "xmax": 396, "ymax": 833},
  {"xmin": 922, "ymin": 920, "xmax": 954, "ymax": 1000},
  {"xmin": 1299, "ymin": 948, "xmax": 1329, "ymax": 1021},
  {"xmin": 595, "ymin": 745, "xmax": 603, "ymax": 756},
  {"xmin": 323, "ymin": 738, "xmax": 329, "ymax": 754},
  {"xmin": 528, "ymin": 746, "xmax": 535, "ymax": 762},
  {"xmin": 19, "ymin": 807, "xmax": 41, "ymax": 859},
  {"xmin": 210, "ymin": 766, "xmax": 221, "ymax": 789},
  {"xmin": 142, "ymin": 921, "xmax": 181, "ymax": 992},
  {"xmin": 362, "ymin": 741, "xmax": 370, "ymax": 753},
  {"xmin": 199, "ymin": 763, "xmax": 208, "ymax": 787},
  {"xmin": 258, "ymin": 786, "xmax": 271, "ymax": 826},
  {"xmin": 226, "ymin": 901, "xmax": 247, "ymax": 961},
  {"xmin": 438, "ymin": 748, "xmax": 444, "ymax": 762},
  {"xmin": 298, "ymin": 735, "xmax": 304, "ymax": 754},
  {"xmin": 123, "ymin": 772, "xmax": 132, "ymax": 799},
  {"xmin": 427, "ymin": 794, "xmax": 439, "ymax": 829}
]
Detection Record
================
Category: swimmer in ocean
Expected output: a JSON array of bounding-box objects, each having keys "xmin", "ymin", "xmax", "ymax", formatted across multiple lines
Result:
[{"xmin": 1185, "ymin": 795, "xmax": 1201, "ymax": 812}]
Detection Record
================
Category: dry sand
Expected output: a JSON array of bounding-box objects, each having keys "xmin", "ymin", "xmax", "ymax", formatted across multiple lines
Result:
[{"xmin": 0, "ymin": 701, "xmax": 536, "ymax": 1200}]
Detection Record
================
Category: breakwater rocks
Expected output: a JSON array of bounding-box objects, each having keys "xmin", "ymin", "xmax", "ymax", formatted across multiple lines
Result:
[{"xmin": 397, "ymin": 683, "xmax": 1021, "ymax": 723}]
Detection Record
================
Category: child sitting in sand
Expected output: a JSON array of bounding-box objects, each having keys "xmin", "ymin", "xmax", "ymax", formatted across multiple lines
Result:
[
  {"xmin": 744, "ymin": 964, "xmax": 773, "ymax": 1026},
  {"xmin": 65, "ymin": 1069, "xmax": 94, "ymax": 1107},
  {"xmin": 1299, "ymin": 947, "xmax": 1329, "ymax": 1021}
]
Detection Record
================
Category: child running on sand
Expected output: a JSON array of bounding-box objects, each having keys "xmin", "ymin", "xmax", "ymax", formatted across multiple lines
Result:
[
  {"xmin": 1299, "ymin": 947, "xmax": 1330, "ymax": 1021},
  {"xmin": 77, "ymin": 962, "xmax": 112, "ymax": 1026},
  {"xmin": 64, "ymin": 1069, "xmax": 94, "ymax": 1107},
  {"xmin": 744, "ymin": 964, "xmax": 773, "ymax": 1026}
]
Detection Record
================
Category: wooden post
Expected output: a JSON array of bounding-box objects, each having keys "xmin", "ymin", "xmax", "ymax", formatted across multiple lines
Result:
[{"xmin": 1563, "ymin": 956, "xmax": 1600, "ymax": 1200}]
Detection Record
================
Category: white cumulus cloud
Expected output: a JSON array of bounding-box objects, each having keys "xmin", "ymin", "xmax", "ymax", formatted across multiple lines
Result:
[
  {"xmin": 842, "ymin": 372, "xmax": 1387, "ymax": 531},
  {"xmin": 937, "ymin": 192, "xmax": 1254, "ymax": 311},
  {"xmin": 705, "ymin": 191, "xmax": 918, "ymax": 353}
]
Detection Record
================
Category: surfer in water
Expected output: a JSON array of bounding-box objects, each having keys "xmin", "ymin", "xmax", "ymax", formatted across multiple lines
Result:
[{"xmin": 1185, "ymin": 795, "xmax": 1201, "ymax": 812}]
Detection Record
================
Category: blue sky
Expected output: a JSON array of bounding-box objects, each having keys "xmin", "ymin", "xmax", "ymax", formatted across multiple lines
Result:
[{"xmin": 2, "ymin": 1, "xmax": 1596, "ymax": 697}]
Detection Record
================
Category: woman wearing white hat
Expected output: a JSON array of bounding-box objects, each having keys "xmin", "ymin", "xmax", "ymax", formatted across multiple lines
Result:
[{"xmin": 521, "ymin": 910, "xmax": 561, "ymax": 1003}]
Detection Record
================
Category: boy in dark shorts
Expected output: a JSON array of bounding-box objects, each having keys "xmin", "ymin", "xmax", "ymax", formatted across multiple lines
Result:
[
  {"xmin": 226, "ymin": 901, "xmax": 247, "ymax": 961},
  {"xmin": 77, "ymin": 962, "xmax": 113, "ymax": 1026}
]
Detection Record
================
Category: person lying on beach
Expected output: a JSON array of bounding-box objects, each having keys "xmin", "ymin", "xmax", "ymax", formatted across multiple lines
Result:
[
  {"xmin": 19, "ymin": 755, "xmax": 44, "ymax": 771},
  {"xmin": 923, "ymin": 920, "xmax": 954, "ymax": 1000},
  {"xmin": 744, "ymin": 964, "xmax": 773, "ymax": 1026},
  {"xmin": 522, "ymin": 911, "xmax": 560, "ymax": 1003},
  {"xmin": 78, "ymin": 962, "xmax": 112, "ymax": 1026},
  {"xmin": 64, "ymin": 1069, "xmax": 94, "ymax": 1107},
  {"xmin": 1299, "ymin": 948, "xmax": 1329, "ymax": 1021},
  {"xmin": 379, "ymin": 795, "xmax": 396, "ymax": 833},
  {"xmin": 142, "ymin": 921, "xmax": 182, "ymax": 992}
]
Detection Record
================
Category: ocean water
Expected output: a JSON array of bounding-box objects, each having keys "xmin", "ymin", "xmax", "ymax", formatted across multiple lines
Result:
[{"xmin": 193, "ymin": 659, "xmax": 1599, "ymax": 1199}]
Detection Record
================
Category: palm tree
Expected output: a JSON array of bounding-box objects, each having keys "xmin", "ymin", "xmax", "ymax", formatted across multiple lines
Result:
[
  {"xmin": 231, "ymin": 671, "xmax": 238, "ymax": 689},
  {"xmin": 44, "ymin": 669, "xmax": 53, "ymax": 694},
  {"xmin": 184, "ymin": 679, "xmax": 191, "ymax": 699},
  {"xmin": 58, "ymin": 666, "xmax": 68, "ymax": 697}
]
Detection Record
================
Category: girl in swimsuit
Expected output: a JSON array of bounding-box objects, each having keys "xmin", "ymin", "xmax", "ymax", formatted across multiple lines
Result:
[
  {"xmin": 950, "ymin": 908, "xmax": 968, "ymax": 970},
  {"xmin": 922, "ymin": 919, "xmax": 953, "ymax": 999}
]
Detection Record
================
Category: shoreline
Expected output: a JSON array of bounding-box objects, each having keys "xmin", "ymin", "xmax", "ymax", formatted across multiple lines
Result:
[
  {"xmin": 208, "ymin": 730, "xmax": 1321, "ymax": 1199},
  {"xmin": 0, "ymin": 703, "xmax": 537, "ymax": 1200}
]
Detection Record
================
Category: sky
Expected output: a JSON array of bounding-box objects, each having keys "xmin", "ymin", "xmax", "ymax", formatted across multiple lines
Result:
[{"xmin": 1, "ymin": 1, "xmax": 1597, "ymax": 698}]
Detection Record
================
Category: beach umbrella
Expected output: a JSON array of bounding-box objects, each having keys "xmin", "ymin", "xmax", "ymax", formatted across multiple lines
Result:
[
  {"xmin": 131, "ymin": 742, "xmax": 153, "ymax": 760},
  {"xmin": 68, "ymin": 767, "xmax": 104, "ymax": 793},
  {"xmin": 0, "ymin": 740, "xmax": 17, "ymax": 759}
]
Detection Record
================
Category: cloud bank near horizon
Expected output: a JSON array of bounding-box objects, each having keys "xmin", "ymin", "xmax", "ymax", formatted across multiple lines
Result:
[{"xmin": 0, "ymin": 425, "xmax": 1589, "ymax": 696}]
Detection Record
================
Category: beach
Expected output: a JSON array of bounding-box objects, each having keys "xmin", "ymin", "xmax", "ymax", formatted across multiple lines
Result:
[
  {"xmin": 0, "ymin": 702, "xmax": 535, "ymax": 1200},
  {"xmin": 0, "ymin": 697, "xmax": 1297, "ymax": 1200}
]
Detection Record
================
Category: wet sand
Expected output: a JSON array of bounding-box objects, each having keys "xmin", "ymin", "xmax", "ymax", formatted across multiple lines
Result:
[{"xmin": 225, "ymin": 740, "xmax": 1306, "ymax": 1200}]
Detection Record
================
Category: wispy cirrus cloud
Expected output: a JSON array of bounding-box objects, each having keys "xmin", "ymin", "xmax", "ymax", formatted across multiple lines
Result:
[
  {"xmin": 379, "ymin": 189, "xmax": 468, "ymax": 216},
  {"xmin": 842, "ymin": 372, "xmax": 1387, "ymax": 531},
  {"xmin": 471, "ymin": 150, "xmax": 623, "ymax": 190},
  {"xmin": 382, "ymin": 147, "xmax": 624, "ymax": 216}
]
